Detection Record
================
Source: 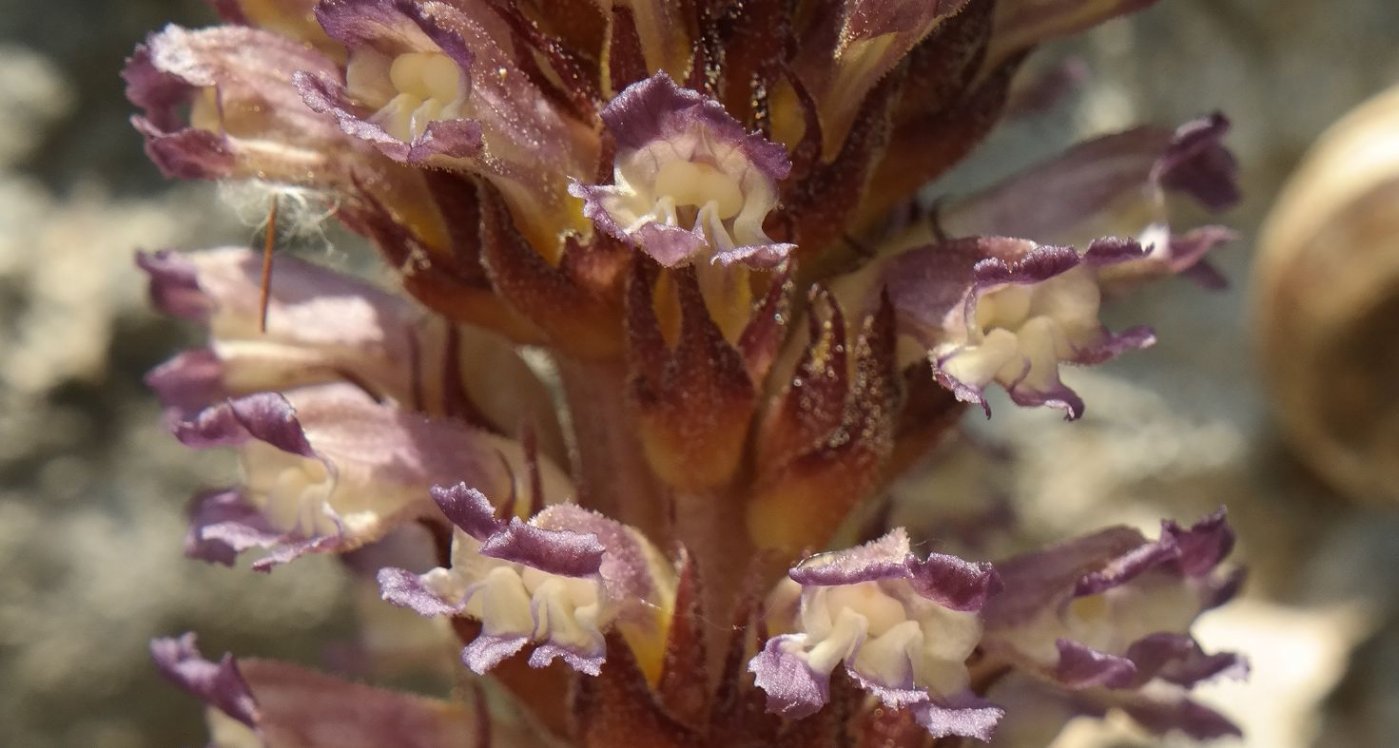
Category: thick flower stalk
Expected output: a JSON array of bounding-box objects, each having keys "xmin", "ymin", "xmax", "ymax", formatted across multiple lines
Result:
[{"xmin": 127, "ymin": 0, "xmax": 1247, "ymax": 745}]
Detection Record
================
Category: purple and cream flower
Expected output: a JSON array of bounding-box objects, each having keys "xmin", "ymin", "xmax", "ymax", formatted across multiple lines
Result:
[
  {"xmin": 982, "ymin": 510, "xmax": 1245, "ymax": 694},
  {"xmin": 295, "ymin": 0, "xmax": 597, "ymax": 248},
  {"xmin": 884, "ymin": 237, "xmax": 1156, "ymax": 419},
  {"xmin": 295, "ymin": 0, "xmax": 481, "ymax": 162},
  {"xmin": 750, "ymin": 529, "xmax": 1004, "ymax": 740},
  {"xmin": 137, "ymin": 247, "xmax": 564, "ymax": 453},
  {"xmin": 379, "ymin": 483, "xmax": 674, "ymax": 677},
  {"xmin": 571, "ymin": 73, "xmax": 795, "ymax": 269},
  {"xmin": 940, "ymin": 113, "xmax": 1241, "ymax": 289},
  {"xmin": 175, "ymin": 384, "xmax": 571, "ymax": 569},
  {"xmin": 138, "ymin": 248, "xmax": 429, "ymax": 419},
  {"xmin": 124, "ymin": 23, "xmax": 351, "ymax": 183}
]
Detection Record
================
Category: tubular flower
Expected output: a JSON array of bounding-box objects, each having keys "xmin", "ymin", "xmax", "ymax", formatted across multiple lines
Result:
[
  {"xmin": 137, "ymin": 247, "xmax": 565, "ymax": 455},
  {"xmin": 571, "ymin": 72, "xmax": 795, "ymax": 269},
  {"xmin": 378, "ymin": 483, "xmax": 674, "ymax": 677},
  {"xmin": 127, "ymin": 0, "xmax": 1250, "ymax": 745},
  {"xmin": 883, "ymin": 237, "xmax": 1156, "ymax": 419},
  {"xmin": 298, "ymin": 0, "xmax": 483, "ymax": 162},
  {"xmin": 979, "ymin": 510, "xmax": 1246, "ymax": 739},
  {"xmin": 174, "ymin": 384, "xmax": 572, "ymax": 569},
  {"xmin": 750, "ymin": 529, "xmax": 1003, "ymax": 739},
  {"xmin": 939, "ymin": 113, "xmax": 1242, "ymax": 290}
]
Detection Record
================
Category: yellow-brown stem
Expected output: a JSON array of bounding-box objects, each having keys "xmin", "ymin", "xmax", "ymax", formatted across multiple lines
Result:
[
  {"xmin": 670, "ymin": 485, "xmax": 763, "ymax": 688},
  {"xmin": 556, "ymin": 355, "xmax": 671, "ymax": 548}
]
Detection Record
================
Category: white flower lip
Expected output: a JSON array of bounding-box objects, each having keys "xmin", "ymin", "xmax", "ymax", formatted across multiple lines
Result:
[{"xmin": 348, "ymin": 50, "xmax": 467, "ymax": 142}]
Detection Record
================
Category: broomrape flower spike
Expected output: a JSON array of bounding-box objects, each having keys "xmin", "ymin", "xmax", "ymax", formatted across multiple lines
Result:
[{"xmin": 127, "ymin": 0, "xmax": 1249, "ymax": 745}]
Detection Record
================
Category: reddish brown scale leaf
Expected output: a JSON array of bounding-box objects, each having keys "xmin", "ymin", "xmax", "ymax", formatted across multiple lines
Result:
[
  {"xmin": 400, "ymin": 271, "xmax": 544, "ymax": 344},
  {"xmin": 339, "ymin": 182, "xmax": 543, "ymax": 342},
  {"xmin": 573, "ymin": 634, "xmax": 702, "ymax": 748},
  {"xmin": 629, "ymin": 266, "xmax": 757, "ymax": 491},
  {"xmin": 748, "ymin": 296, "xmax": 902, "ymax": 556},
  {"xmin": 624, "ymin": 257, "xmax": 670, "ymax": 386},
  {"xmin": 737, "ymin": 261, "xmax": 796, "ymax": 386},
  {"xmin": 518, "ymin": 0, "xmax": 608, "ymax": 69},
  {"xmin": 257, "ymin": 197, "xmax": 277, "ymax": 333},
  {"xmin": 784, "ymin": 0, "xmax": 845, "ymax": 100},
  {"xmin": 594, "ymin": 131, "xmax": 619, "ymax": 185},
  {"xmin": 673, "ymin": 268, "xmax": 754, "ymax": 396},
  {"xmin": 780, "ymin": 70, "xmax": 901, "ymax": 263},
  {"xmin": 496, "ymin": 449, "xmax": 521, "ymax": 521},
  {"xmin": 710, "ymin": 0, "xmax": 795, "ymax": 128},
  {"xmin": 522, "ymin": 424, "xmax": 547, "ymax": 517},
  {"xmin": 560, "ymin": 230, "xmax": 632, "ymax": 303},
  {"xmin": 479, "ymin": 186, "xmax": 624, "ymax": 358},
  {"xmin": 850, "ymin": 293, "xmax": 902, "ymax": 432},
  {"xmin": 607, "ymin": 7, "xmax": 650, "ymax": 94},
  {"xmin": 485, "ymin": 0, "xmax": 602, "ymax": 121},
  {"xmin": 781, "ymin": 71, "xmax": 825, "ymax": 186},
  {"xmin": 657, "ymin": 547, "xmax": 710, "ymax": 727},
  {"xmin": 686, "ymin": 0, "xmax": 722, "ymax": 96},
  {"xmin": 757, "ymin": 286, "xmax": 849, "ymax": 469},
  {"xmin": 860, "ymin": 57, "xmax": 1022, "ymax": 227},
  {"xmin": 421, "ymin": 172, "xmax": 488, "ymax": 286},
  {"xmin": 893, "ymin": 0, "xmax": 995, "ymax": 128}
]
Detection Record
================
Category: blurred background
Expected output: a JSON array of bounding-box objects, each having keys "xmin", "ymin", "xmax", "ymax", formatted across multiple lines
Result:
[{"xmin": 1, "ymin": 1, "xmax": 1396, "ymax": 745}]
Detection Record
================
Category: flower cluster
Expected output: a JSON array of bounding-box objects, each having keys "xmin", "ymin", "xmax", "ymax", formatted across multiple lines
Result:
[{"xmin": 128, "ymin": 0, "xmax": 1246, "ymax": 745}]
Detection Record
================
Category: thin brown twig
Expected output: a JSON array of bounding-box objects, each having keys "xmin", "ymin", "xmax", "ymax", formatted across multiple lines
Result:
[{"xmin": 258, "ymin": 197, "xmax": 279, "ymax": 333}]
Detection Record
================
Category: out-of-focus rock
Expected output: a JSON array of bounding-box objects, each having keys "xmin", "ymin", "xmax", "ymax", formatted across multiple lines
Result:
[
  {"xmin": 0, "ymin": 45, "xmax": 72, "ymax": 166},
  {"xmin": 1253, "ymin": 84, "xmax": 1399, "ymax": 506}
]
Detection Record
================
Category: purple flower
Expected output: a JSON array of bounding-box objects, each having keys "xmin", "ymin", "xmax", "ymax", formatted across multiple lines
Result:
[
  {"xmin": 174, "ymin": 384, "xmax": 572, "ymax": 569},
  {"xmin": 883, "ymin": 237, "xmax": 1156, "ymax": 419},
  {"xmin": 151, "ymin": 633, "xmax": 522, "ymax": 746},
  {"xmin": 124, "ymin": 24, "xmax": 350, "ymax": 184},
  {"xmin": 296, "ymin": 0, "xmax": 481, "ymax": 162},
  {"xmin": 570, "ymin": 73, "xmax": 795, "ymax": 269},
  {"xmin": 138, "ymin": 248, "xmax": 428, "ymax": 419},
  {"xmin": 137, "ymin": 247, "xmax": 564, "ymax": 453},
  {"xmin": 940, "ymin": 114, "xmax": 1240, "ymax": 289},
  {"xmin": 982, "ymin": 510, "xmax": 1245, "ymax": 694},
  {"xmin": 297, "ymin": 0, "xmax": 597, "ymax": 250},
  {"xmin": 151, "ymin": 633, "xmax": 260, "ymax": 730},
  {"xmin": 749, "ymin": 529, "xmax": 1004, "ymax": 739},
  {"xmin": 379, "ymin": 484, "xmax": 674, "ymax": 677}
]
